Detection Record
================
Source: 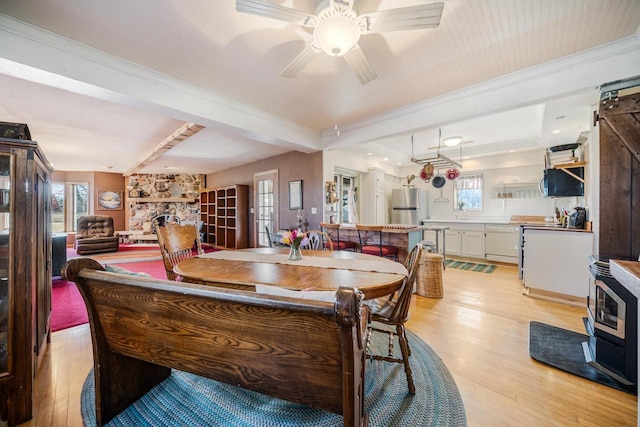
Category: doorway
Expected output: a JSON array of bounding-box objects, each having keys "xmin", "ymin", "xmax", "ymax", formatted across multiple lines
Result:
[
  {"xmin": 254, "ymin": 170, "xmax": 279, "ymax": 247},
  {"xmin": 333, "ymin": 171, "xmax": 358, "ymax": 224}
]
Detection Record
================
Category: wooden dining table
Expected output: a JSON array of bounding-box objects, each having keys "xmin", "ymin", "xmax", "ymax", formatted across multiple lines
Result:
[{"xmin": 173, "ymin": 247, "xmax": 408, "ymax": 300}]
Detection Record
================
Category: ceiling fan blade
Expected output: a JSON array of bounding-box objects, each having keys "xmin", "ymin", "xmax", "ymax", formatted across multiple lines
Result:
[
  {"xmin": 343, "ymin": 44, "xmax": 377, "ymax": 85},
  {"xmin": 236, "ymin": 0, "xmax": 316, "ymax": 25},
  {"xmin": 280, "ymin": 44, "xmax": 321, "ymax": 78},
  {"xmin": 360, "ymin": 2, "xmax": 444, "ymax": 33}
]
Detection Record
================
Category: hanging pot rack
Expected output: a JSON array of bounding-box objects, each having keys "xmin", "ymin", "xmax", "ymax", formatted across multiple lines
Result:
[
  {"xmin": 409, "ymin": 130, "xmax": 463, "ymax": 170},
  {"xmin": 411, "ymin": 152, "xmax": 462, "ymax": 169}
]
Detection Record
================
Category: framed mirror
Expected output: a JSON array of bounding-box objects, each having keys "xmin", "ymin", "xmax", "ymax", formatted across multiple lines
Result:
[{"xmin": 288, "ymin": 180, "xmax": 302, "ymax": 210}]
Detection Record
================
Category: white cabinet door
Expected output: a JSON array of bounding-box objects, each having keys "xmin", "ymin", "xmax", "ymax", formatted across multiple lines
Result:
[
  {"xmin": 485, "ymin": 225, "xmax": 519, "ymax": 263},
  {"xmin": 523, "ymin": 229, "xmax": 593, "ymax": 298},
  {"xmin": 445, "ymin": 230, "xmax": 461, "ymax": 255},
  {"xmin": 462, "ymin": 231, "xmax": 485, "ymax": 258}
]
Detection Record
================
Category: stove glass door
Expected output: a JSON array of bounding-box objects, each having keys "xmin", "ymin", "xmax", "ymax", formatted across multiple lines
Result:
[{"xmin": 593, "ymin": 279, "xmax": 626, "ymax": 339}]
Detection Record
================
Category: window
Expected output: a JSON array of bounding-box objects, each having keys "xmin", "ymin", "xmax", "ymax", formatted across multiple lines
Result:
[
  {"xmin": 454, "ymin": 174, "xmax": 483, "ymax": 211},
  {"xmin": 51, "ymin": 182, "xmax": 89, "ymax": 232}
]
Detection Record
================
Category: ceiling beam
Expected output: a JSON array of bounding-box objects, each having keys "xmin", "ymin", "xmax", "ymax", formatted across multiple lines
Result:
[
  {"xmin": 122, "ymin": 123, "xmax": 204, "ymax": 176},
  {"xmin": 0, "ymin": 14, "xmax": 321, "ymax": 153}
]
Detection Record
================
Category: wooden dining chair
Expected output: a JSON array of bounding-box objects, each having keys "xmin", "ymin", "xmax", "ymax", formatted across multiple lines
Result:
[
  {"xmin": 265, "ymin": 225, "xmax": 281, "ymax": 248},
  {"xmin": 366, "ymin": 243, "xmax": 422, "ymax": 394},
  {"xmin": 355, "ymin": 224, "xmax": 398, "ymax": 260},
  {"xmin": 319, "ymin": 222, "xmax": 358, "ymax": 251},
  {"xmin": 301, "ymin": 229, "xmax": 334, "ymax": 251},
  {"xmin": 151, "ymin": 213, "xmax": 180, "ymax": 234},
  {"xmin": 156, "ymin": 222, "xmax": 204, "ymax": 281}
]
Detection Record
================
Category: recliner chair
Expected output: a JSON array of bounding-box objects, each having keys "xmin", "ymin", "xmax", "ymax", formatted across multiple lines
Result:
[{"xmin": 75, "ymin": 215, "xmax": 120, "ymax": 255}]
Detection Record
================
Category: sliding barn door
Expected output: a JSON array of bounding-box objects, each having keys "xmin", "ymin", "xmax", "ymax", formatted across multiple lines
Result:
[{"xmin": 598, "ymin": 91, "xmax": 640, "ymax": 258}]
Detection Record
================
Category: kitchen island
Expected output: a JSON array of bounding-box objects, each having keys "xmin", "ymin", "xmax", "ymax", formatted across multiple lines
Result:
[{"xmin": 338, "ymin": 224, "xmax": 423, "ymax": 264}]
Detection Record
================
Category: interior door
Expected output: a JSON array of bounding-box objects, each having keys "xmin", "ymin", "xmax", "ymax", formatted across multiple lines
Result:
[
  {"xmin": 254, "ymin": 170, "xmax": 278, "ymax": 247},
  {"xmin": 598, "ymin": 91, "xmax": 640, "ymax": 259}
]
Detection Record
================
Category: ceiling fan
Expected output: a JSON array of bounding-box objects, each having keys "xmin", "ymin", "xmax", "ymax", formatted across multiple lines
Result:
[{"xmin": 236, "ymin": 0, "xmax": 444, "ymax": 85}]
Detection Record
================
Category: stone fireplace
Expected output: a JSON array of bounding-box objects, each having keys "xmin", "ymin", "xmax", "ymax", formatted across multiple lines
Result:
[{"xmin": 125, "ymin": 174, "xmax": 203, "ymax": 236}]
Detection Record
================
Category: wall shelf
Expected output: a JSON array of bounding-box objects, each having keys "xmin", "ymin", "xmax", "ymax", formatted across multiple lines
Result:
[{"xmin": 553, "ymin": 161, "xmax": 586, "ymax": 183}]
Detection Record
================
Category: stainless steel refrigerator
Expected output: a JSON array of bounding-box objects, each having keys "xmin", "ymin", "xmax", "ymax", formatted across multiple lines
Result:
[{"xmin": 391, "ymin": 187, "xmax": 428, "ymax": 225}]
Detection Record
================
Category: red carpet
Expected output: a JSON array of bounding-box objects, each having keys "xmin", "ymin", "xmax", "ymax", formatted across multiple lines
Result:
[
  {"xmin": 51, "ymin": 259, "xmax": 166, "ymax": 332},
  {"xmin": 51, "ymin": 247, "xmax": 218, "ymax": 332},
  {"xmin": 51, "ymin": 279, "xmax": 89, "ymax": 332}
]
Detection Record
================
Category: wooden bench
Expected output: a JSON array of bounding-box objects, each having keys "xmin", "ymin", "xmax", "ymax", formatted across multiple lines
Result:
[{"xmin": 62, "ymin": 258, "xmax": 370, "ymax": 427}]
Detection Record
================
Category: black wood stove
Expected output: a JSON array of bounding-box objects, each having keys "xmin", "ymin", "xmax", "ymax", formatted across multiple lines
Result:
[{"xmin": 584, "ymin": 255, "xmax": 637, "ymax": 387}]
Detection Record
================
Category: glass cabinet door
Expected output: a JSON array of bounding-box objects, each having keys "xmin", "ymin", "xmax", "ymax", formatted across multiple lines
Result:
[{"xmin": 0, "ymin": 153, "xmax": 11, "ymax": 374}]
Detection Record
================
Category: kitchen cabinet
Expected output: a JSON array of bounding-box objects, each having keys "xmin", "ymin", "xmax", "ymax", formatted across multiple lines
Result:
[
  {"xmin": 362, "ymin": 169, "xmax": 386, "ymax": 224},
  {"xmin": 445, "ymin": 229, "xmax": 461, "ymax": 255},
  {"xmin": 485, "ymin": 225, "xmax": 519, "ymax": 263},
  {"xmin": 444, "ymin": 224, "xmax": 485, "ymax": 259},
  {"xmin": 425, "ymin": 222, "xmax": 485, "ymax": 259},
  {"xmin": 462, "ymin": 231, "xmax": 485, "ymax": 258},
  {"xmin": 523, "ymin": 228, "xmax": 593, "ymax": 302}
]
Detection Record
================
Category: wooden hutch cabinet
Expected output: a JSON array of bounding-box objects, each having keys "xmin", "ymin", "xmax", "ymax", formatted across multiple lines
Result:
[
  {"xmin": 0, "ymin": 136, "xmax": 53, "ymax": 426},
  {"xmin": 200, "ymin": 185, "xmax": 248, "ymax": 249}
]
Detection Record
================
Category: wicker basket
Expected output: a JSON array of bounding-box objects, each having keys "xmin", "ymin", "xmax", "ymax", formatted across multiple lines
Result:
[{"xmin": 416, "ymin": 251, "xmax": 444, "ymax": 298}]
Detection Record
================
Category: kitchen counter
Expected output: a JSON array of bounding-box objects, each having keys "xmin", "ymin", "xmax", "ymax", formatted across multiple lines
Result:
[
  {"xmin": 340, "ymin": 224, "xmax": 422, "ymax": 233},
  {"xmin": 611, "ymin": 259, "xmax": 640, "ymax": 300},
  {"xmin": 423, "ymin": 218, "xmax": 592, "ymax": 232},
  {"xmin": 520, "ymin": 224, "xmax": 592, "ymax": 232},
  {"xmin": 423, "ymin": 218, "xmax": 512, "ymax": 225}
]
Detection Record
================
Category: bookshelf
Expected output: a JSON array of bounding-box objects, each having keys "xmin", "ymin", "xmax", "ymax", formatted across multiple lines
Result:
[{"xmin": 200, "ymin": 185, "xmax": 248, "ymax": 249}]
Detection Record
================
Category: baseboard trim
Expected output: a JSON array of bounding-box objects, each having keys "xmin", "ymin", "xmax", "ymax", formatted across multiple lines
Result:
[{"xmin": 523, "ymin": 286, "xmax": 586, "ymax": 307}]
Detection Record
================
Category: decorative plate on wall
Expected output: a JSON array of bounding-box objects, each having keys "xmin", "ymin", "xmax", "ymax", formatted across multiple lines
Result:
[{"xmin": 97, "ymin": 191, "xmax": 122, "ymax": 210}]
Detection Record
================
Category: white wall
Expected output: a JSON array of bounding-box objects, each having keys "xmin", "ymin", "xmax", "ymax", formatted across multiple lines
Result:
[
  {"xmin": 325, "ymin": 145, "xmax": 591, "ymax": 224},
  {"xmin": 323, "ymin": 148, "xmax": 400, "ymax": 223}
]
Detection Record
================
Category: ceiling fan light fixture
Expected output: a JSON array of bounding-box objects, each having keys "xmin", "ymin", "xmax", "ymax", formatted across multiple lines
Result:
[
  {"xmin": 443, "ymin": 136, "xmax": 462, "ymax": 147},
  {"xmin": 313, "ymin": 15, "xmax": 360, "ymax": 56}
]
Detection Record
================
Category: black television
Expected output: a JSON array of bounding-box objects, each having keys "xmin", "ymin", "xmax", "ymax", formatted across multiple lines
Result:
[{"xmin": 543, "ymin": 167, "xmax": 584, "ymax": 197}]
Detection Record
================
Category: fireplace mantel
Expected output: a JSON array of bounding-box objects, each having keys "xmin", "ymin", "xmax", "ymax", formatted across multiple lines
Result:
[{"xmin": 128, "ymin": 197, "xmax": 197, "ymax": 203}]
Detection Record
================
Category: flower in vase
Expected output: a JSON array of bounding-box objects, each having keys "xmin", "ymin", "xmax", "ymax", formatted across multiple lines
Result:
[{"xmin": 282, "ymin": 230, "xmax": 308, "ymax": 249}]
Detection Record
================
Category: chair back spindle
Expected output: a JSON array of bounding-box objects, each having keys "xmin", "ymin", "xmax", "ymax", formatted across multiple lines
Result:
[
  {"xmin": 156, "ymin": 222, "xmax": 203, "ymax": 281},
  {"xmin": 366, "ymin": 243, "xmax": 421, "ymax": 394},
  {"xmin": 301, "ymin": 230, "xmax": 334, "ymax": 251}
]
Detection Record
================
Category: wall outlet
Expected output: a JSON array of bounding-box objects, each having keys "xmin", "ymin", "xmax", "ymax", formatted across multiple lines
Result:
[{"xmin": 311, "ymin": 207, "xmax": 317, "ymax": 214}]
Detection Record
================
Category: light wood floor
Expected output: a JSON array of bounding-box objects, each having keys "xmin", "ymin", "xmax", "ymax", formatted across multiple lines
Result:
[{"xmin": 20, "ymin": 262, "xmax": 637, "ymax": 426}]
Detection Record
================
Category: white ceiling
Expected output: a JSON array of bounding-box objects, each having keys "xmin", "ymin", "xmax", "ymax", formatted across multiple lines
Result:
[{"xmin": 0, "ymin": 0, "xmax": 639, "ymax": 174}]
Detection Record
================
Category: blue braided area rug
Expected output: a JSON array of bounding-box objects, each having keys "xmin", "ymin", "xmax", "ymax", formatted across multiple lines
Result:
[{"xmin": 81, "ymin": 326, "xmax": 466, "ymax": 426}]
